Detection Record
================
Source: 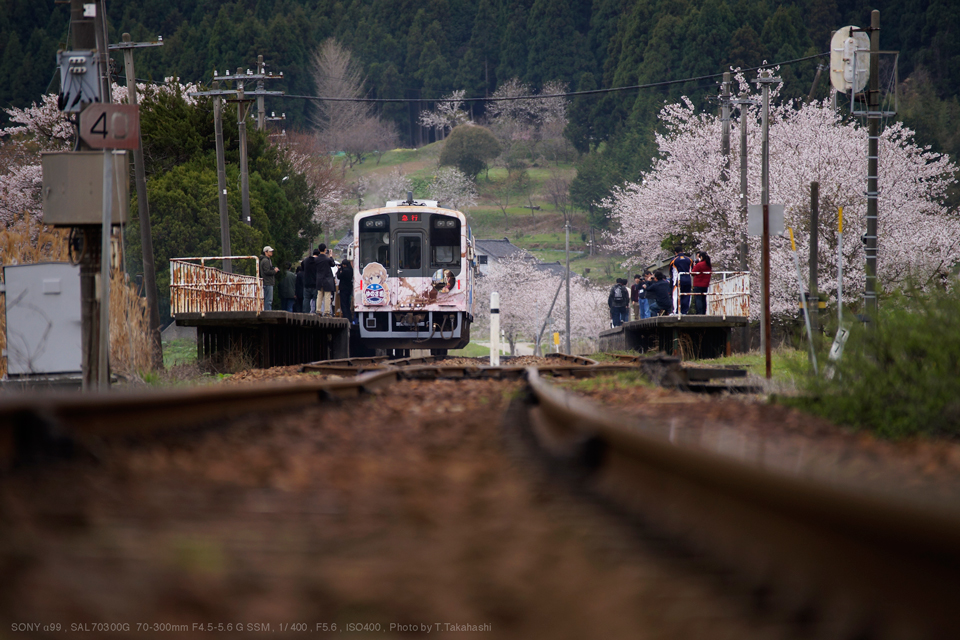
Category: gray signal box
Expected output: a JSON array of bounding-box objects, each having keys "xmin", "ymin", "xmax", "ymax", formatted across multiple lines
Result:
[
  {"xmin": 41, "ymin": 151, "xmax": 129, "ymax": 225},
  {"xmin": 2, "ymin": 262, "xmax": 82, "ymax": 377}
]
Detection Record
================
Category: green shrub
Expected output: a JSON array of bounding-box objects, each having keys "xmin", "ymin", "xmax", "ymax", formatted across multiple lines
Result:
[{"xmin": 786, "ymin": 288, "xmax": 960, "ymax": 438}]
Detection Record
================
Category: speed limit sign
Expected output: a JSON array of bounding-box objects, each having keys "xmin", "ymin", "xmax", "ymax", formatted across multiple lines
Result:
[{"xmin": 79, "ymin": 103, "xmax": 140, "ymax": 149}]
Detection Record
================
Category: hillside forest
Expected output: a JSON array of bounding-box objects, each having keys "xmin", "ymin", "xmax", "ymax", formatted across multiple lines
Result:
[{"xmin": 2, "ymin": 0, "xmax": 959, "ymax": 203}]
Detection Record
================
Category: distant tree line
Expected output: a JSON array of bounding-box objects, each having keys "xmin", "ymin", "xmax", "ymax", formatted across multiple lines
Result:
[{"xmin": 3, "ymin": 0, "xmax": 958, "ymax": 223}]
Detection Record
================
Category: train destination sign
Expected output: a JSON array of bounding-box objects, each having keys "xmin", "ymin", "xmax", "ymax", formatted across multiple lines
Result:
[
  {"xmin": 397, "ymin": 213, "xmax": 420, "ymax": 222},
  {"xmin": 79, "ymin": 104, "xmax": 140, "ymax": 150}
]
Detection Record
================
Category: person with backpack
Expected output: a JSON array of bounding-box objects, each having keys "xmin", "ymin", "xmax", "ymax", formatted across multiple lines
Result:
[{"xmin": 608, "ymin": 278, "xmax": 630, "ymax": 327}]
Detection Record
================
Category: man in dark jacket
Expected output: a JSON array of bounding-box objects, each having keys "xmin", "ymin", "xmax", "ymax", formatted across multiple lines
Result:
[
  {"xmin": 646, "ymin": 271, "xmax": 673, "ymax": 316},
  {"xmin": 337, "ymin": 259, "xmax": 354, "ymax": 322},
  {"xmin": 259, "ymin": 246, "xmax": 280, "ymax": 310},
  {"xmin": 607, "ymin": 278, "xmax": 630, "ymax": 327},
  {"xmin": 294, "ymin": 264, "xmax": 304, "ymax": 313},
  {"xmin": 670, "ymin": 246, "xmax": 693, "ymax": 315},
  {"xmin": 315, "ymin": 243, "xmax": 337, "ymax": 316},
  {"xmin": 278, "ymin": 262, "xmax": 297, "ymax": 312},
  {"xmin": 301, "ymin": 248, "xmax": 319, "ymax": 313}
]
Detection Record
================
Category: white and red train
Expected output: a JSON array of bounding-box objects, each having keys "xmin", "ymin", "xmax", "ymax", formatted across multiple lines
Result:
[{"xmin": 347, "ymin": 197, "xmax": 476, "ymax": 352}]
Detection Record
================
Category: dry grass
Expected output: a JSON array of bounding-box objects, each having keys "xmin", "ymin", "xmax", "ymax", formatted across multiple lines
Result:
[{"xmin": 1, "ymin": 215, "xmax": 153, "ymax": 379}]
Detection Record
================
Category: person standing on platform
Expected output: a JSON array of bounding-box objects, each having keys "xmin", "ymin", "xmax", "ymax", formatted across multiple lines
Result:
[
  {"xmin": 608, "ymin": 278, "xmax": 630, "ymax": 327},
  {"xmin": 670, "ymin": 246, "xmax": 693, "ymax": 315},
  {"xmin": 692, "ymin": 251, "xmax": 713, "ymax": 316},
  {"xmin": 646, "ymin": 271, "xmax": 672, "ymax": 316},
  {"xmin": 337, "ymin": 259, "xmax": 354, "ymax": 323},
  {"xmin": 316, "ymin": 244, "xmax": 337, "ymax": 316},
  {"xmin": 259, "ymin": 246, "xmax": 280, "ymax": 311},
  {"xmin": 638, "ymin": 270, "xmax": 653, "ymax": 319},
  {"xmin": 279, "ymin": 262, "xmax": 297, "ymax": 312},
  {"xmin": 302, "ymin": 248, "xmax": 319, "ymax": 313},
  {"xmin": 294, "ymin": 264, "xmax": 304, "ymax": 313},
  {"xmin": 630, "ymin": 274, "xmax": 643, "ymax": 321}
]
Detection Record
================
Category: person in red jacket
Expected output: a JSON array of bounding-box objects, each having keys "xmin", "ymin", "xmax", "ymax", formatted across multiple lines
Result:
[{"xmin": 692, "ymin": 251, "xmax": 712, "ymax": 315}]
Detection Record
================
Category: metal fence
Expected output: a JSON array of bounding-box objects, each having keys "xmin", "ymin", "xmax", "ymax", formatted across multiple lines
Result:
[
  {"xmin": 170, "ymin": 256, "xmax": 262, "ymax": 315},
  {"xmin": 671, "ymin": 271, "xmax": 750, "ymax": 318}
]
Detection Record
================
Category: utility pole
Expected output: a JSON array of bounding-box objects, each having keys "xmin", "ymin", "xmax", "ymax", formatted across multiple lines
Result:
[
  {"xmin": 757, "ymin": 69, "xmax": 781, "ymax": 380},
  {"xmin": 110, "ymin": 33, "xmax": 164, "ymax": 369},
  {"xmin": 92, "ymin": 0, "xmax": 112, "ymax": 104},
  {"xmin": 213, "ymin": 79, "xmax": 232, "ymax": 271},
  {"xmin": 236, "ymin": 69, "xmax": 252, "ymax": 226},
  {"xmin": 735, "ymin": 96, "xmax": 757, "ymax": 352},
  {"xmin": 93, "ymin": 0, "xmax": 112, "ymax": 390},
  {"xmin": 809, "ymin": 181, "xmax": 819, "ymax": 341},
  {"xmin": 565, "ymin": 220, "xmax": 571, "ymax": 355},
  {"xmin": 66, "ymin": 0, "xmax": 103, "ymax": 389},
  {"xmin": 190, "ymin": 65, "xmax": 282, "ymax": 232},
  {"xmin": 864, "ymin": 10, "xmax": 880, "ymax": 321},
  {"xmin": 720, "ymin": 72, "xmax": 731, "ymax": 180}
]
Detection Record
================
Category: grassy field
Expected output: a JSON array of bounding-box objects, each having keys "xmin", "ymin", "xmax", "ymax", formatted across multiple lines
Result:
[{"xmin": 162, "ymin": 338, "xmax": 197, "ymax": 368}]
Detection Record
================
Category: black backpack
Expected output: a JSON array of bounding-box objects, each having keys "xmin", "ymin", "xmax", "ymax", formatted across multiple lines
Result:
[{"xmin": 612, "ymin": 284, "xmax": 628, "ymax": 307}]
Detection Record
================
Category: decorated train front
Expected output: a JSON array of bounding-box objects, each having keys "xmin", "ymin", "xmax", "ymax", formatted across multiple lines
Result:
[{"xmin": 351, "ymin": 200, "xmax": 474, "ymax": 350}]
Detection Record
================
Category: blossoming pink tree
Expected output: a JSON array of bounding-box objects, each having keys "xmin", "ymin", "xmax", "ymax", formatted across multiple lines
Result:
[
  {"xmin": 1, "ymin": 79, "xmax": 200, "ymax": 228},
  {"xmin": 475, "ymin": 253, "xmax": 608, "ymax": 354},
  {"xmin": 605, "ymin": 74, "xmax": 959, "ymax": 317}
]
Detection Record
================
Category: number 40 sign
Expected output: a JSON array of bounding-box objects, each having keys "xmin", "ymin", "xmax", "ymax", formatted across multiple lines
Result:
[{"xmin": 79, "ymin": 104, "xmax": 140, "ymax": 150}]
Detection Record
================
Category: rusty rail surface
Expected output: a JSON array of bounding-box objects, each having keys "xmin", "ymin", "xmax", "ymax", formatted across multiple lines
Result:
[
  {"xmin": 0, "ymin": 358, "xmax": 651, "ymax": 470},
  {"xmin": 170, "ymin": 256, "xmax": 263, "ymax": 315},
  {"xmin": 519, "ymin": 367, "xmax": 960, "ymax": 639},
  {"xmin": 543, "ymin": 353, "xmax": 599, "ymax": 366},
  {"xmin": 0, "ymin": 370, "xmax": 399, "ymax": 470}
]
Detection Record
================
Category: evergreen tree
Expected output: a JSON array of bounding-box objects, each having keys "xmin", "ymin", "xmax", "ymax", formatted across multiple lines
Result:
[{"xmin": 525, "ymin": 0, "xmax": 589, "ymax": 86}]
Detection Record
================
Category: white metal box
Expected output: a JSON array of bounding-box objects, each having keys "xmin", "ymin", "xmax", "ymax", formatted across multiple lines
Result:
[{"xmin": 2, "ymin": 262, "xmax": 82, "ymax": 376}]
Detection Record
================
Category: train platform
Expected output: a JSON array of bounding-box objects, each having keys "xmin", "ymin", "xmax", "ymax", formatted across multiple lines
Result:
[
  {"xmin": 175, "ymin": 311, "xmax": 350, "ymax": 369},
  {"xmin": 598, "ymin": 315, "xmax": 748, "ymax": 359}
]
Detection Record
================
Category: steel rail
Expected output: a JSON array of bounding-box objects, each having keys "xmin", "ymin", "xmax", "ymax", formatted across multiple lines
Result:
[
  {"xmin": 521, "ymin": 366, "xmax": 960, "ymax": 638},
  {"xmin": 0, "ymin": 360, "xmax": 630, "ymax": 470},
  {"xmin": 0, "ymin": 370, "xmax": 400, "ymax": 470}
]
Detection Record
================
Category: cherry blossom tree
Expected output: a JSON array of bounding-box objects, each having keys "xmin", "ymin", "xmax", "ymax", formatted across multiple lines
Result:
[
  {"xmin": 419, "ymin": 90, "xmax": 470, "ymax": 141},
  {"xmin": 2, "ymin": 79, "xmax": 201, "ymax": 228},
  {"xmin": 486, "ymin": 78, "xmax": 569, "ymax": 165},
  {"xmin": 475, "ymin": 252, "xmax": 608, "ymax": 354},
  {"xmin": 277, "ymin": 131, "xmax": 349, "ymax": 233},
  {"xmin": 428, "ymin": 167, "xmax": 477, "ymax": 211},
  {"xmin": 605, "ymin": 73, "xmax": 959, "ymax": 317}
]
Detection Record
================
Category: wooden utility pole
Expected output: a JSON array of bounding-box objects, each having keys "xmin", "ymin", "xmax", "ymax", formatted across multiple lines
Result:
[
  {"xmin": 212, "ymin": 79, "xmax": 232, "ymax": 271},
  {"xmin": 809, "ymin": 181, "xmax": 820, "ymax": 340},
  {"xmin": 236, "ymin": 68, "xmax": 252, "ymax": 226},
  {"xmin": 735, "ymin": 95, "xmax": 758, "ymax": 351},
  {"xmin": 720, "ymin": 72, "xmax": 731, "ymax": 179},
  {"xmin": 110, "ymin": 33, "xmax": 164, "ymax": 369},
  {"xmin": 71, "ymin": 0, "xmax": 103, "ymax": 390},
  {"xmin": 757, "ymin": 70, "xmax": 781, "ymax": 379},
  {"xmin": 864, "ymin": 10, "xmax": 880, "ymax": 321},
  {"xmin": 189, "ymin": 65, "xmax": 283, "ymax": 238}
]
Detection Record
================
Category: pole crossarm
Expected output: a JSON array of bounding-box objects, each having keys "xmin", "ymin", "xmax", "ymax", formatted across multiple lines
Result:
[{"xmin": 108, "ymin": 40, "xmax": 163, "ymax": 51}]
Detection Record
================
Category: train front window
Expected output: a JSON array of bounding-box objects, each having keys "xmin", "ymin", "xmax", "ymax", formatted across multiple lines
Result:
[
  {"xmin": 398, "ymin": 234, "xmax": 423, "ymax": 272},
  {"xmin": 430, "ymin": 214, "xmax": 461, "ymax": 275},
  {"xmin": 359, "ymin": 214, "xmax": 390, "ymax": 270}
]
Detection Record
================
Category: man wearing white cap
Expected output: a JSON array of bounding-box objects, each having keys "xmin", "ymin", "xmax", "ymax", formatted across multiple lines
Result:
[{"xmin": 260, "ymin": 246, "xmax": 280, "ymax": 310}]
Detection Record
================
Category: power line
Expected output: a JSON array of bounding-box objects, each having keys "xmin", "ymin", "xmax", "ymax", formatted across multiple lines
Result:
[{"xmin": 281, "ymin": 52, "xmax": 830, "ymax": 104}]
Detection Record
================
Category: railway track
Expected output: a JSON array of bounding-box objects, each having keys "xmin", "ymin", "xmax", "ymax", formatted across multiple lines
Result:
[{"xmin": 1, "ymin": 356, "xmax": 958, "ymax": 638}]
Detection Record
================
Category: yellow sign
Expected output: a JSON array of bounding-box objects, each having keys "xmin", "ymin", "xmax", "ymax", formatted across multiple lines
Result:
[{"xmin": 553, "ymin": 332, "xmax": 560, "ymax": 345}]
